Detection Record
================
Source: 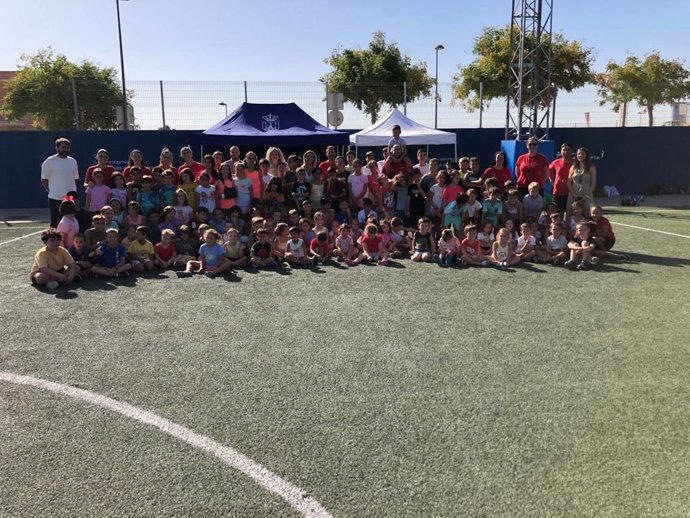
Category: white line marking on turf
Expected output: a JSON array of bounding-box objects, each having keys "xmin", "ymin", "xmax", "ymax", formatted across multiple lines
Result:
[
  {"xmin": 610, "ymin": 221, "xmax": 690, "ymax": 239},
  {"xmin": 0, "ymin": 230, "xmax": 43, "ymax": 247},
  {"xmin": 0, "ymin": 372, "xmax": 332, "ymax": 518}
]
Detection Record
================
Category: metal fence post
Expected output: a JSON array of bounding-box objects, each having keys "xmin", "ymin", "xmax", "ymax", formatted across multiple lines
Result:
[
  {"xmin": 244, "ymin": 81, "xmax": 248, "ymax": 103},
  {"xmin": 403, "ymin": 81, "xmax": 408, "ymax": 115},
  {"xmin": 479, "ymin": 81, "xmax": 484, "ymax": 128},
  {"xmin": 325, "ymin": 82, "xmax": 330, "ymax": 128},
  {"xmin": 71, "ymin": 79, "xmax": 80, "ymax": 130},
  {"xmin": 159, "ymin": 80, "xmax": 166, "ymax": 129}
]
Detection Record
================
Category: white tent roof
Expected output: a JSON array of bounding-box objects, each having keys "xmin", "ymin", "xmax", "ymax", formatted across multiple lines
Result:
[{"xmin": 349, "ymin": 108, "xmax": 457, "ymax": 147}]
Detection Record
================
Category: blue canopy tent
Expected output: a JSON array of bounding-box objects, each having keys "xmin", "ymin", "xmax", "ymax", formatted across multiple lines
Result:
[{"xmin": 190, "ymin": 102, "xmax": 349, "ymax": 147}]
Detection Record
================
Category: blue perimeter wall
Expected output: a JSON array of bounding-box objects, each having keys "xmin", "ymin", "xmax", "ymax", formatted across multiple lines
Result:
[{"xmin": 1, "ymin": 127, "xmax": 689, "ymax": 209}]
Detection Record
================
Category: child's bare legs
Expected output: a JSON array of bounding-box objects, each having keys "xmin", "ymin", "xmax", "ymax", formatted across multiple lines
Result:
[
  {"xmin": 411, "ymin": 251, "xmax": 432, "ymax": 262},
  {"xmin": 131, "ymin": 259, "xmax": 154, "ymax": 273},
  {"xmin": 507, "ymin": 255, "xmax": 521, "ymax": 266},
  {"xmin": 154, "ymin": 258, "xmax": 168, "ymax": 269},
  {"xmin": 33, "ymin": 263, "xmax": 78, "ymax": 287},
  {"xmin": 251, "ymin": 256, "xmax": 277, "ymax": 268},
  {"xmin": 228, "ymin": 256, "xmax": 248, "ymax": 268},
  {"xmin": 462, "ymin": 253, "xmax": 487, "ymax": 266}
]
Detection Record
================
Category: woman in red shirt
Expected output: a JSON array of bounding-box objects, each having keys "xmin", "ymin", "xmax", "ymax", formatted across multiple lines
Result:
[
  {"xmin": 515, "ymin": 137, "xmax": 549, "ymax": 197},
  {"xmin": 123, "ymin": 149, "xmax": 152, "ymax": 183},
  {"xmin": 481, "ymin": 151, "xmax": 513, "ymax": 195}
]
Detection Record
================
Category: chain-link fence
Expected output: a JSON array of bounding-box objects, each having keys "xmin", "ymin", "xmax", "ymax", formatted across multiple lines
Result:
[{"xmin": 8, "ymin": 80, "xmax": 686, "ymax": 131}]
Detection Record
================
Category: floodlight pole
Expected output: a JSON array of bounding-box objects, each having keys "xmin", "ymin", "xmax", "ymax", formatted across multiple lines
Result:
[
  {"xmin": 116, "ymin": 0, "xmax": 129, "ymax": 130},
  {"xmin": 219, "ymin": 102, "xmax": 228, "ymax": 117},
  {"xmin": 434, "ymin": 44, "xmax": 444, "ymax": 129}
]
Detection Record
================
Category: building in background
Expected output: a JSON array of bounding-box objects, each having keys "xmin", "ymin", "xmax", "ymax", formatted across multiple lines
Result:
[{"xmin": 0, "ymin": 71, "xmax": 36, "ymax": 131}]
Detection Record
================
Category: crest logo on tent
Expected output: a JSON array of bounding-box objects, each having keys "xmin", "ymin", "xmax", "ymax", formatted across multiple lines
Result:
[{"xmin": 261, "ymin": 114, "xmax": 279, "ymax": 131}]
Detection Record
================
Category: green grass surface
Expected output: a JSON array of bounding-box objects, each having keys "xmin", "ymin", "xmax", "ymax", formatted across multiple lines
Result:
[{"xmin": 1, "ymin": 207, "xmax": 689, "ymax": 517}]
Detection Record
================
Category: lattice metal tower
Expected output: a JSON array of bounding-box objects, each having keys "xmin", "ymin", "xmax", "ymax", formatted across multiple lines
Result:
[{"xmin": 505, "ymin": 0, "xmax": 554, "ymax": 141}]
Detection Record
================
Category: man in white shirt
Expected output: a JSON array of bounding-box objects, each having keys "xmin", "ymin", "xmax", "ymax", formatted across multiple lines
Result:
[
  {"xmin": 414, "ymin": 149, "xmax": 430, "ymax": 176},
  {"xmin": 41, "ymin": 137, "xmax": 79, "ymax": 227}
]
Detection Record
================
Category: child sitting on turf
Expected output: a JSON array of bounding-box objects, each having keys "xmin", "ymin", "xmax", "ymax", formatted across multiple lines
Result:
[
  {"xmin": 465, "ymin": 189, "xmax": 483, "ymax": 226},
  {"xmin": 84, "ymin": 214, "xmax": 107, "ymax": 251},
  {"xmin": 272, "ymin": 223, "xmax": 290, "ymax": 261},
  {"xmin": 357, "ymin": 198, "xmax": 378, "ymax": 224},
  {"xmin": 522, "ymin": 182, "xmax": 544, "ymax": 222},
  {"xmin": 92, "ymin": 228, "xmax": 132, "ymax": 278},
  {"xmin": 250, "ymin": 228, "xmax": 277, "ymax": 268},
  {"xmin": 443, "ymin": 193, "xmax": 468, "ymax": 234},
  {"xmin": 566, "ymin": 201, "xmax": 586, "ymax": 239},
  {"xmin": 460, "ymin": 225, "xmax": 488, "ymax": 267},
  {"xmin": 477, "ymin": 221, "xmax": 495, "ymax": 257},
  {"xmin": 489, "ymin": 228, "xmax": 520, "ymax": 268},
  {"xmin": 312, "ymin": 211, "xmax": 329, "ymax": 240},
  {"xmin": 566, "ymin": 221, "xmax": 596, "ymax": 270},
  {"xmin": 30, "ymin": 228, "xmax": 77, "ymax": 289},
  {"xmin": 541, "ymin": 222, "xmax": 568, "ymax": 264},
  {"xmin": 154, "ymin": 228, "xmax": 178, "ymax": 269},
  {"xmin": 146, "ymin": 209, "xmax": 162, "ymax": 245},
  {"xmin": 309, "ymin": 231, "xmax": 334, "ymax": 264},
  {"xmin": 334, "ymin": 223, "xmax": 357, "ymax": 263},
  {"xmin": 57, "ymin": 198, "xmax": 80, "ymax": 249},
  {"xmin": 435, "ymin": 228, "xmax": 460, "ymax": 267},
  {"xmin": 174, "ymin": 225, "xmax": 198, "ymax": 270},
  {"xmin": 124, "ymin": 201, "xmax": 145, "ymax": 230},
  {"xmin": 285, "ymin": 226, "xmax": 311, "ymax": 267},
  {"xmin": 379, "ymin": 220, "xmax": 396, "ymax": 254},
  {"xmin": 128, "ymin": 226, "xmax": 155, "ymax": 272},
  {"xmin": 482, "ymin": 187, "xmax": 503, "ymax": 229},
  {"xmin": 411, "ymin": 217, "xmax": 435, "ymax": 262},
  {"xmin": 223, "ymin": 228, "xmax": 248, "ymax": 268},
  {"xmin": 347, "ymin": 223, "xmax": 389, "ymax": 266},
  {"xmin": 178, "ymin": 228, "xmax": 230, "ymax": 278},
  {"xmin": 590, "ymin": 205, "xmax": 630, "ymax": 261},
  {"xmin": 390, "ymin": 217, "xmax": 410, "ymax": 258},
  {"xmin": 68, "ymin": 233, "xmax": 92, "ymax": 276},
  {"xmin": 514, "ymin": 222, "xmax": 537, "ymax": 262}
]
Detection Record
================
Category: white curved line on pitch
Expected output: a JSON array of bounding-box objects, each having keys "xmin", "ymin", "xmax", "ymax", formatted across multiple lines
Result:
[
  {"xmin": 610, "ymin": 221, "xmax": 690, "ymax": 239},
  {"xmin": 0, "ymin": 371, "xmax": 332, "ymax": 518},
  {"xmin": 0, "ymin": 230, "xmax": 42, "ymax": 247}
]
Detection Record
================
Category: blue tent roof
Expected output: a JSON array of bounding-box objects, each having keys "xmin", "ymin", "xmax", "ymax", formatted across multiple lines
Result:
[{"xmin": 191, "ymin": 102, "xmax": 349, "ymax": 146}]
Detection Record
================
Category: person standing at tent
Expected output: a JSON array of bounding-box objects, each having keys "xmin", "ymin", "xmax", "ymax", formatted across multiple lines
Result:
[
  {"xmin": 179, "ymin": 146, "xmax": 205, "ymax": 180},
  {"xmin": 318, "ymin": 146, "xmax": 337, "ymax": 175},
  {"xmin": 387, "ymin": 125, "xmax": 408, "ymax": 157},
  {"xmin": 549, "ymin": 143, "xmax": 575, "ymax": 216},
  {"xmin": 515, "ymin": 137, "xmax": 549, "ymax": 198},
  {"xmin": 41, "ymin": 137, "xmax": 80, "ymax": 228}
]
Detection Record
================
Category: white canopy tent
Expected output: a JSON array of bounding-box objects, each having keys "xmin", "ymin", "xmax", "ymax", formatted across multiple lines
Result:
[{"xmin": 349, "ymin": 108, "xmax": 457, "ymax": 157}]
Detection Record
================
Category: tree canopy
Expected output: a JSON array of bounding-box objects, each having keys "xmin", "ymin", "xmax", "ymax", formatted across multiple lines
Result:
[
  {"xmin": 452, "ymin": 26, "xmax": 595, "ymax": 111},
  {"xmin": 321, "ymin": 31, "xmax": 433, "ymax": 123},
  {"xmin": 1, "ymin": 48, "xmax": 126, "ymax": 130},
  {"xmin": 596, "ymin": 53, "xmax": 690, "ymax": 126}
]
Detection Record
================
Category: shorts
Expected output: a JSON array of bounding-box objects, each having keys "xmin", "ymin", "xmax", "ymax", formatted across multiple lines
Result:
[{"xmin": 368, "ymin": 252, "xmax": 380, "ymax": 261}]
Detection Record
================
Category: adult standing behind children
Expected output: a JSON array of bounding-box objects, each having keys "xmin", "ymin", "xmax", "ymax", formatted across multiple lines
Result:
[
  {"xmin": 84, "ymin": 149, "xmax": 115, "ymax": 188},
  {"xmin": 515, "ymin": 136, "xmax": 549, "ymax": 197},
  {"xmin": 549, "ymin": 143, "xmax": 574, "ymax": 216},
  {"xmin": 41, "ymin": 137, "xmax": 80, "ymax": 227}
]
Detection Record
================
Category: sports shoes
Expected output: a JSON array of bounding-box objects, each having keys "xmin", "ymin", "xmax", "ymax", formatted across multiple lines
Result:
[
  {"xmin": 564, "ymin": 260, "xmax": 577, "ymax": 270},
  {"xmin": 577, "ymin": 261, "xmax": 589, "ymax": 271},
  {"xmin": 377, "ymin": 258, "xmax": 389, "ymax": 266},
  {"xmin": 390, "ymin": 251, "xmax": 403, "ymax": 259},
  {"xmin": 176, "ymin": 271, "xmax": 193, "ymax": 278},
  {"xmin": 45, "ymin": 280, "xmax": 59, "ymax": 290},
  {"xmin": 205, "ymin": 271, "xmax": 216, "ymax": 278},
  {"xmin": 444, "ymin": 254, "xmax": 454, "ymax": 267},
  {"xmin": 590, "ymin": 257, "xmax": 600, "ymax": 265},
  {"xmin": 433, "ymin": 253, "xmax": 442, "ymax": 266},
  {"xmin": 481, "ymin": 260, "xmax": 489, "ymax": 267},
  {"xmin": 345, "ymin": 259, "xmax": 357, "ymax": 266},
  {"xmin": 618, "ymin": 253, "xmax": 631, "ymax": 261}
]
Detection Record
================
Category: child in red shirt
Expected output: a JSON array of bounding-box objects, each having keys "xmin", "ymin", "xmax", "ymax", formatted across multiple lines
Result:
[{"xmin": 590, "ymin": 205, "xmax": 630, "ymax": 260}]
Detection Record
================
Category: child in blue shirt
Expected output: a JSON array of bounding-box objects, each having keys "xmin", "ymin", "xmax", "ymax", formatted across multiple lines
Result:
[
  {"xmin": 176, "ymin": 228, "xmax": 231, "ymax": 278},
  {"xmin": 91, "ymin": 228, "xmax": 132, "ymax": 277}
]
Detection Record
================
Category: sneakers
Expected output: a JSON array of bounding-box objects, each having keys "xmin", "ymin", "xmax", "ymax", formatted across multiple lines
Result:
[
  {"xmin": 377, "ymin": 258, "xmax": 389, "ymax": 266},
  {"xmin": 433, "ymin": 253, "xmax": 442, "ymax": 266},
  {"xmin": 564, "ymin": 260, "xmax": 577, "ymax": 270},
  {"xmin": 345, "ymin": 259, "xmax": 357, "ymax": 266},
  {"xmin": 390, "ymin": 251, "xmax": 404, "ymax": 259},
  {"xmin": 617, "ymin": 253, "xmax": 631, "ymax": 261},
  {"xmin": 45, "ymin": 280, "xmax": 59, "ymax": 290},
  {"xmin": 481, "ymin": 260, "xmax": 489, "ymax": 267},
  {"xmin": 444, "ymin": 254, "xmax": 454, "ymax": 267},
  {"xmin": 577, "ymin": 261, "xmax": 589, "ymax": 271},
  {"xmin": 205, "ymin": 271, "xmax": 216, "ymax": 278},
  {"xmin": 176, "ymin": 271, "xmax": 193, "ymax": 278},
  {"xmin": 590, "ymin": 257, "xmax": 600, "ymax": 265}
]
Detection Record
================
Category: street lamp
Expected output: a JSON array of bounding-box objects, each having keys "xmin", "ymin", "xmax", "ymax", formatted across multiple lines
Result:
[
  {"xmin": 434, "ymin": 44, "xmax": 445, "ymax": 129},
  {"xmin": 116, "ymin": 0, "xmax": 129, "ymax": 130},
  {"xmin": 219, "ymin": 102, "xmax": 228, "ymax": 117}
]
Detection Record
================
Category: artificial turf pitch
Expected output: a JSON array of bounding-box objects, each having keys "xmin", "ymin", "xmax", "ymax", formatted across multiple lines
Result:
[{"xmin": 1, "ymin": 204, "xmax": 689, "ymax": 517}]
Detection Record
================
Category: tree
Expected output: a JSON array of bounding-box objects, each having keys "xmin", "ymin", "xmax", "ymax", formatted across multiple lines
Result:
[
  {"xmin": 321, "ymin": 31, "xmax": 434, "ymax": 123},
  {"xmin": 0, "ymin": 48, "xmax": 127, "ymax": 130},
  {"xmin": 596, "ymin": 53, "xmax": 690, "ymax": 126},
  {"xmin": 452, "ymin": 26, "xmax": 595, "ymax": 111}
]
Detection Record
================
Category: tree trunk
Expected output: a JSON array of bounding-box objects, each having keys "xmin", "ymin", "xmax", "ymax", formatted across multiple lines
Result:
[{"xmin": 647, "ymin": 105, "xmax": 654, "ymax": 127}]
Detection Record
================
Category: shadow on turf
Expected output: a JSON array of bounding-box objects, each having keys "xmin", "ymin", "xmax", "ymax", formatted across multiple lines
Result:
[{"xmin": 625, "ymin": 253, "xmax": 690, "ymax": 268}]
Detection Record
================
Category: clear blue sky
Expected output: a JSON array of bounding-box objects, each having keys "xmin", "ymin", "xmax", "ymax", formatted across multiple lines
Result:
[{"xmin": 3, "ymin": 0, "xmax": 689, "ymax": 129}]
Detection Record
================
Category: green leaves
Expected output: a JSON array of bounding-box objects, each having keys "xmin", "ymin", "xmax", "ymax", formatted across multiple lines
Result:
[
  {"xmin": 0, "ymin": 48, "xmax": 126, "ymax": 130},
  {"xmin": 321, "ymin": 31, "xmax": 433, "ymax": 123},
  {"xmin": 597, "ymin": 53, "xmax": 690, "ymax": 125},
  {"xmin": 452, "ymin": 26, "xmax": 595, "ymax": 111}
]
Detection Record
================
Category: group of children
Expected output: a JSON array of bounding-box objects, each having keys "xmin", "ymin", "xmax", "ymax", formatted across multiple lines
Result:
[{"xmin": 30, "ymin": 143, "xmax": 631, "ymax": 289}]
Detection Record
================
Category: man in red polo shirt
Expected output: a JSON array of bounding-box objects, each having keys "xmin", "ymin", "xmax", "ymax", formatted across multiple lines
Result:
[
  {"xmin": 84, "ymin": 149, "xmax": 116, "ymax": 188},
  {"xmin": 179, "ymin": 146, "xmax": 205, "ymax": 180},
  {"xmin": 318, "ymin": 146, "xmax": 337, "ymax": 175},
  {"xmin": 548, "ymin": 142, "xmax": 574, "ymax": 216},
  {"xmin": 515, "ymin": 136, "xmax": 549, "ymax": 197}
]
